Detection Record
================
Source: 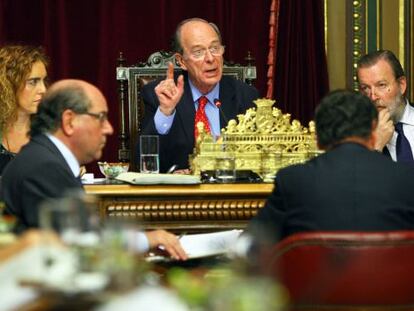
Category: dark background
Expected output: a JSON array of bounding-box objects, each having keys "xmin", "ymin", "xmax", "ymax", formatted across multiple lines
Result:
[{"xmin": 0, "ymin": 0, "xmax": 328, "ymax": 174}]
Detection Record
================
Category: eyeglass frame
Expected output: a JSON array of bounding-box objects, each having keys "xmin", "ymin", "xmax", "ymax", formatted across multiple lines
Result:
[
  {"xmin": 78, "ymin": 111, "xmax": 109, "ymax": 123},
  {"xmin": 183, "ymin": 44, "xmax": 226, "ymax": 60}
]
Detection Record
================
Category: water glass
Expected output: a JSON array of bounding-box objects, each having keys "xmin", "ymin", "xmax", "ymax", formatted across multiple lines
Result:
[
  {"xmin": 215, "ymin": 155, "xmax": 236, "ymax": 183},
  {"xmin": 261, "ymin": 152, "xmax": 282, "ymax": 182},
  {"xmin": 140, "ymin": 135, "xmax": 159, "ymax": 173},
  {"xmin": 39, "ymin": 191, "xmax": 100, "ymax": 241}
]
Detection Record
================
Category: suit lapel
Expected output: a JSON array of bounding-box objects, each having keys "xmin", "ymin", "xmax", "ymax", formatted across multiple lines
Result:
[
  {"xmin": 175, "ymin": 78, "xmax": 196, "ymax": 145},
  {"xmin": 175, "ymin": 75, "xmax": 237, "ymax": 143},
  {"xmin": 219, "ymin": 76, "xmax": 237, "ymax": 128},
  {"xmin": 32, "ymin": 135, "xmax": 77, "ymax": 178},
  {"xmin": 383, "ymin": 146, "xmax": 391, "ymax": 157}
]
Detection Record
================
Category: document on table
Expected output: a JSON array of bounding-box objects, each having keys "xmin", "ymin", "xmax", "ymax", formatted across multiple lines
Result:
[
  {"xmin": 146, "ymin": 229, "xmax": 243, "ymax": 262},
  {"xmin": 180, "ymin": 229, "xmax": 243, "ymax": 258},
  {"xmin": 116, "ymin": 172, "xmax": 201, "ymax": 185}
]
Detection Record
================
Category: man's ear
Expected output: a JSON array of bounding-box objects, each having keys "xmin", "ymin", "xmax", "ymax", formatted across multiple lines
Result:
[
  {"xmin": 61, "ymin": 109, "xmax": 77, "ymax": 136},
  {"xmin": 398, "ymin": 76, "xmax": 407, "ymax": 96},
  {"xmin": 175, "ymin": 53, "xmax": 187, "ymax": 71}
]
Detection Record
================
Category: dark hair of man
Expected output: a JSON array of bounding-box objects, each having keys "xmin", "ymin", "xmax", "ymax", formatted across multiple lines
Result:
[
  {"xmin": 357, "ymin": 49, "xmax": 405, "ymax": 80},
  {"xmin": 171, "ymin": 17, "xmax": 222, "ymax": 54},
  {"xmin": 30, "ymin": 86, "xmax": 92, "ymax": 137},
  {"xmin": 315, "ymin": 90, "xmax": 378, "ymax": 149}
]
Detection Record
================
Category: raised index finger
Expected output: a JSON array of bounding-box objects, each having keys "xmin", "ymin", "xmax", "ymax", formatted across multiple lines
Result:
[{"xmin": 166, "ymin": 62, "xmax": 174, "ymax": 80}]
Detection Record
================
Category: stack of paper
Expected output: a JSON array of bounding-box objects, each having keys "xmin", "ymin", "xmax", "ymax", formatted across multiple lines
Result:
[
  {"xmin": 116, "ymin": 172, "xmax": 201, "ymax": 185},
  {"xmin": 179, "ymin": 229, "xmax": 243, "ymax": 259},
  {"xmin": 146, "ymin": 230, "xmax": 243, "ymax": 262}
]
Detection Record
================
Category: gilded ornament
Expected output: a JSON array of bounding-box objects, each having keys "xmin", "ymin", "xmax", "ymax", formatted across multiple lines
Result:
[{"xmin": 190, "ymin": 98, "xmax": 322, "ymax": 181}]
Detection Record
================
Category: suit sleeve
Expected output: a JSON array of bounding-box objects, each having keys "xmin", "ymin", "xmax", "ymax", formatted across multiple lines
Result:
[
  {"xmin": 141, "ymin": 81, "xmax": 161, "ymax": 135},
  {"xmin": 139, "ymin": 81, "xmax": 183, "ymax": 172}
]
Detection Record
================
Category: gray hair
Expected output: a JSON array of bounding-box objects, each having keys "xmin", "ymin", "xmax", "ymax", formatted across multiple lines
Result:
[{"xmin": 357, "ymin": 50, "xmax": 405, "ymax": 80}]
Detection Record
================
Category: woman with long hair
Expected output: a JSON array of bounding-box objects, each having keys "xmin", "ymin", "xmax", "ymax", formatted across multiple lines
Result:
[{"xmin": 0, "ymin": 45, "xmax": 48, "ymax": 174}]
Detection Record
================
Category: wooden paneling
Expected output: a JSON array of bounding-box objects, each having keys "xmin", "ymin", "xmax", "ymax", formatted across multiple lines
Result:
[{"xmin": 85, "ymin": 183, "xmax": 274, "ymax": 232}]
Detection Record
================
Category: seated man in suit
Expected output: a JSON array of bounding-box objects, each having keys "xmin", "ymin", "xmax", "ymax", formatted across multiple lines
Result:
[
  {"xmin": 357, "ymin": 50, "xmax": 413, "ymax": 165},
  {"xmin": 1, "ymin": 79, "xmax": 187, "ymax": 260},
  {"xmin": 248, "ymin": 90, "xmax": 414, "ymax": 244},
  {"xmin": 140, "ymin": 17, "xmax": 259, "ymax": 173}
]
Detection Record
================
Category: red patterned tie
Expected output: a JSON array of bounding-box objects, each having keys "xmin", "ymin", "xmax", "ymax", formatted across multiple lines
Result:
[{"xmin": 194, "ymin": 96, "xmax": 211, "ymax": 139}]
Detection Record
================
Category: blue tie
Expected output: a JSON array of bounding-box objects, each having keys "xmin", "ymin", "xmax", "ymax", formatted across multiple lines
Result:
[{"xmin": 395, "ymin": 122, "xmax": 414, "ymax": 164}]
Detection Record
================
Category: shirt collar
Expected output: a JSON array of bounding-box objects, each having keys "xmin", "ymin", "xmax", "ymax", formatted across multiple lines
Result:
[
  {"xmin": 46, "ymin": 133, "xmax": 81, "ymax": 177},
  {"xmin": 399, "ymin": 98, "xmax": 414, "ymax": 126},
  {"xmin": 188, "ymin": 79, "xmax": 220, "ymax": 106}
]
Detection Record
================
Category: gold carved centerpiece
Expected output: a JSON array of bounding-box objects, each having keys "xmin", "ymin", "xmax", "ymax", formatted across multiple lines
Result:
[{"xmin": 190, "ymin": 98, "xmax": 321, "ymax": 181}]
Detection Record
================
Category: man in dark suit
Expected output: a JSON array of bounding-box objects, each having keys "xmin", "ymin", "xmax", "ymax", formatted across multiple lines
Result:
[
  {"xmin": 1, "ymin": 79, "xmax": 187, "ymax": 260},
  {"xmin": 140, "ymin": 18, "xmax": 259, "ymax": 173},
  {"xmin": 249, "ymin": 90, "xmax": 414, "ymax": 244},
  {"xmin": 357, "ymin": 50, "xmax": 413, "ymax": 164},
  {"xmin": 1, "ymin": 79, "xmax": 112, "ymax": 232}
]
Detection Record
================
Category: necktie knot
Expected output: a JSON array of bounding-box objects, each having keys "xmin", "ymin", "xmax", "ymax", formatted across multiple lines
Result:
[
  {"xmin": 395, "ymin": 122, "xmax": 404, "ymax": 133},
  {"xmin": 194, "ymin": 96, "xmax": 211, "ymax": 141},
  {"xmin": 198, "ymin": 96, "xmax": 208, "ymax": 109}
]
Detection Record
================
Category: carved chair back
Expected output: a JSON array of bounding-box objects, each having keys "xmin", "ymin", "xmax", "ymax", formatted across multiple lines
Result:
[{"xmin": 116, "ymin": 51, "xmax": 256, "ymax": 170}]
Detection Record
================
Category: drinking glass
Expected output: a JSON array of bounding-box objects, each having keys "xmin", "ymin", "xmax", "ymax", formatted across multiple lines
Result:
[
  {"xmin": 261, "ymin": 152, "xmax": 282, "ymax": 182},
  {"xmin": 38, "ymin": 192, "xmax": 107, "ymax": 292},
  {"xmin": 215, "ymin": 155, "xmax": 236, "ymax": 183},
  {"xmin": 140, "ymin": 135, "xmax": 159, "ymax": 173}
]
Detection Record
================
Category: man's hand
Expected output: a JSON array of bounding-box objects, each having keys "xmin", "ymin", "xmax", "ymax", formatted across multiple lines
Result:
[
  {"xmin": 375, "ymin": 109, "xmax": 394, "ymax": 151},
  {"xmin": 154, "ymin": 62, "xmax": 184, "ymax": 116},
  {"xmin": 145, "ymin": 229, "xmax": 188, "ymax": 260}
]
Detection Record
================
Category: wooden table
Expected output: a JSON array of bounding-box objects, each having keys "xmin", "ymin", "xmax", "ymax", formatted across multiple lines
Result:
[{"xmin": 85, "ymin": 183, "xmax": 274, "ymax": 232}]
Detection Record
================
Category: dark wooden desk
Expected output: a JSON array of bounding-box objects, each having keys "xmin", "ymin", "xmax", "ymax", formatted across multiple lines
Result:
[{"xmin": 85, "ymin": 183, "xmax": 273, "ymax": 232}]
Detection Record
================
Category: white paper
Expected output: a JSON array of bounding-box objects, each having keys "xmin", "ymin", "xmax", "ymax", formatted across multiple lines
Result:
[
  {"xmin": 81, "ymin": 178, "xmax": 106, "ymax": 184},
  {"xmin": 178, "ymin": 229, "xmax": 243, "ymax": 259},
  {"xmin": 116, "ymin": 172, "xmax": 201, "ymax": 185}
]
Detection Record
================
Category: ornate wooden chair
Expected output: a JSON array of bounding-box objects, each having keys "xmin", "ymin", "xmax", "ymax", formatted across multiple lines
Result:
[
  {"xmin": 116, "ymin": 51, "xmax": 257, "ymax": 170},
  {"xmin": 261, "ymin": 231, "xmax": 414, "ymax": 308}
]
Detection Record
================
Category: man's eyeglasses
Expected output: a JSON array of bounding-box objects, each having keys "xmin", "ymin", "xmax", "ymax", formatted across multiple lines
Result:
[
  {"xmin": 80, "ymin": 111, "xmax": 109, "ymax": 123},
  {"xmin": 187, "ymin": 45, "xmax": 225, "ymax": 60}
]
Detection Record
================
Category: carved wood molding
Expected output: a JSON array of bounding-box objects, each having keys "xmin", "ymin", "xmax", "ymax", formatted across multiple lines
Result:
[
  {"xmin": 100, "ymin": 198, "xmax": 264, "ymax": 221},
  {"xmin": 346, "ymin": 0, "xmax": 366, "ymax": 91},
  {"xmin": 87, "ymin": 183, "xmax": 271, "ymax": 231}
]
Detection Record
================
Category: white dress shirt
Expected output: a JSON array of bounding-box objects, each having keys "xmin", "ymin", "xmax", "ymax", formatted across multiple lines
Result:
[
  {"xmin": 386, "ymin": 99, "xmax": 414, "ymax": 161},
  {"xmin": 46, "ymin": 133, "xmax": 81, "ymax": 177},
  {"xmin": 154, "ymin": 80, "xmax": 221, "ymax": 137},
  {"xmin": 46, "ymin": 134, "xmax": 151, "ymax": 252}
]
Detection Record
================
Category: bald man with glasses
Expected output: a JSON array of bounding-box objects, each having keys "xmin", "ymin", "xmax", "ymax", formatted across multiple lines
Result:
[
  {"xmin": 139, "ymin": 18, "xmax": 259, "ymax": 173},
  {"xmin": 1, "ymin": 79, "xmax": 187, "ymax": 261},
  {"xmin": 1, "ymin": 79, "xmax": 113, "ymax": 232}
]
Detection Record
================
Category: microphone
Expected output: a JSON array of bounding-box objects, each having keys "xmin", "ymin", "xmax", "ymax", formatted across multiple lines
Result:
[{"xmin": 214, "ymin": 98, "xmax": 229, "ymax": 126}]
